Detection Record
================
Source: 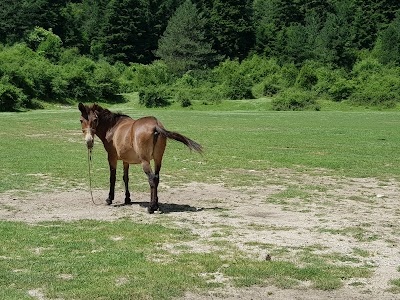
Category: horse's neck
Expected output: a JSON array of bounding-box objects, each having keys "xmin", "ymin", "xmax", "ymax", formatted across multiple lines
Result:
[{"xmin": 96, "ymin": 115, "xmax": 113, "ymax": 142}]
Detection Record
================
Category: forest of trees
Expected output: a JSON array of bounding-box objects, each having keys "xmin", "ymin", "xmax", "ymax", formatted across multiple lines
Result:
[{"xmin": 1, "ymin": 0, "xmax": 400, "ymax": 111}]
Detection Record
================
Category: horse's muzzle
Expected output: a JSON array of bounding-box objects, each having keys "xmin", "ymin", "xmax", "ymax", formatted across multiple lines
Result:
[{"xmin": 85, "ymin": 135, "xmax": 94, "ymax": 149}]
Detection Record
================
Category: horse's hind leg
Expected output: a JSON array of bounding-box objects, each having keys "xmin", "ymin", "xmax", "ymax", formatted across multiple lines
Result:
[
  {"xmin": 123, "ymin": 162, "xmax": 131, "ymax": 205},
  {"xmin": 142, "ymin": 161, "xmax": 159, "ymax": 214}
]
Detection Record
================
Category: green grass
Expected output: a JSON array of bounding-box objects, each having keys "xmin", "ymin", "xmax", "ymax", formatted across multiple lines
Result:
[
  {"xmin": 2, "ymin": 99, "xmax": 400, "ymax": 193},
  {"xmin": 0, "ymin": 220, "xmax": 371, "ymax": 299},
  {"xmin": 0, "ymin": 98, "xmax": 397, "ymax": 298},
  {"xmin": 0, "ymin": 220, "xmax": 209, "ymax": 300}
]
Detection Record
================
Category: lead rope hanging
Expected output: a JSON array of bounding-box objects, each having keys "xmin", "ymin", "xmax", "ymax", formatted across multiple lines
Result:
[{"xmin": 87, "ymin": 148, "xmax": 101, "ymax": 205}]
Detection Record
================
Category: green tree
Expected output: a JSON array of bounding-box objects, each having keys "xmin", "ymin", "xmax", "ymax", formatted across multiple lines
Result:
[
  {"xmin": 352, "ymin": 0, "xmax": 400, "ymax": 50},
  {"xmin": 206, "ymin": 0, "xmax": 254, "ymax": 60},
  {"xmin": 0, "ymin": 0, "xmax": 66, "ymax": 44},
  {"xmin": 314, "ymin": 0, "xmax": 355, "ymax": 68},
  {"xmin": 102, "ymin": 0, "xmax": 148, "ymax": 64},
  {"xmin": 26, "ymin": 27, "xmax": 63, "ymax": 62},
  {"xmin": 375, "ymin": 11, "xmax": 400, "ymax": 65},
  {"xmin": 141, "ymin": 0, "xmax": 185, "ymax": 63},
  {"xmin": 155, "ymin": 0, "xmax": 219, "ymax": 75}
]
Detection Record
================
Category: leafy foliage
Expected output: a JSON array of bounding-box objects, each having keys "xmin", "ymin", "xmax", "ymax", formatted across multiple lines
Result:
[
  {"xmin": 1, "ymin": 1, "xmax": 400, "ymax": 110},
  {"xmin": 0, "ymin": 42, "xmax": 121, "ymax": 111},
  {"xmin": 138, "ymin": 87, "xmax": 171, "ymax": 108},
  {"xmin": 155, "ymin": 0, "xmax": 219, "ymax": 75},
  {"xmin": 272, "ymin": 89, "xmax": 320, "ymax": 111}
]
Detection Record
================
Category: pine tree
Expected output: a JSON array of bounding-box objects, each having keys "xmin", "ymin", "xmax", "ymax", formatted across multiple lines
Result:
[
  {"xmin": 207, "ymin": 0, "xmax": 254, "ymax": 60},
  {"xmin": 102, "ymin": 0, "xmax": 147, "ymax": 64},
  {"xmin": 314, "ymin": 0, "xmax": 355, "ymax": 67},
  {"xmin": 375, "ymin": 11, "xmax": 400, "ymax": 65},
  {"xmin": 155, "ymin": 0, "xmax": 219, "ymax": 75}
]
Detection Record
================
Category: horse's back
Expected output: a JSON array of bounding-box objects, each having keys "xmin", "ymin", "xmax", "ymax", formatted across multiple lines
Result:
[{"xmin": 112, "ymin": 116, "xmax": 165, "ymax": 164}]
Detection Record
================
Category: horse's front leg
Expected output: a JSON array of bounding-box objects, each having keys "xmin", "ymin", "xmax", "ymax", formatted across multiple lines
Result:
[
  {"xmin": 123, "ymin": 161, "xmax": 131, "ymax": 205},
  {"xmin": 106, "ymin": 157, "xmax": 117, "ymax": 205}
]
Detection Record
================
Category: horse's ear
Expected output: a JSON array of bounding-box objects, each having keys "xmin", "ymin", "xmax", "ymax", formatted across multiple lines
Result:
[
  {"xmin": 92, "ymin": 103, "xmax": 103, "ymax": 113},
  {"xmin": 78, "ymin": 102, "xmax": 86, "ymax": 114}
]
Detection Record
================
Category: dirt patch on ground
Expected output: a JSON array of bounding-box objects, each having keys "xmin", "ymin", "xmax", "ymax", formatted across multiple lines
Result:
[{"xmin": 1, "ymin": 168, "xmax": 400, "ymax": 299}]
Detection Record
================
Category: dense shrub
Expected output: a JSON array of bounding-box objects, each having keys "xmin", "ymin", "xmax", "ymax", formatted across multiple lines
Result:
[
  {"xmin": 26, "ymin": 27, "xmax": 63, "ymax": 62},
  {"xmin": 280, "ymin": 63, "xmax": 298, "ymax": 87},
  {"xmin": 175, "ymin": 90, "xmax": 192, "ymax": 107},
  {"xmin": 239, "ymin": 55, "xmax": 280, "ymax": 83},
  {"xmin": 272, "ymin": 89, "xmax": 320, "ymax": 111},
  {"xmin": 0, "ymin": 80, "xmax": 26, "ymax": 111},
  {"xmin": 213, "ymin": 59, "xmax": 254, "ymax": 99},
  {"xmin": 328, "ymin": 78, "xmax": 356, "ymax": 101},
  {"xmin": 261, "ymin": 75, "xmax": 282, "ymax": 96},
  {"xmin": 121, "ymin": 61, "xmax": 171, "ymax": 92},
  {"xmin": 352, "ymin": 57, "xmax": 383, "ymax": 80},
  {"xmin": 91, "ymin": 60, "xmax": 121, "ymax": 99},
  {"xmin": 0, "ymin": 43, "xmax": 123, "ymax": 111},
  {"xmin": 315, "ymin": 67, "xmax": 355, "ymax": 101},
  {"xmin": 349, "ymin": 73, "xmax": 400, "ymax": 107},
  {"xmin": 295, "ymin": 61, "xmax": 319, "ymax": 90},
  {"xmin": 349, "ymin": 57, "xmax": 400, "ymax": 107},
  {"xmin": 138, "ymin": 88, "xmax": 171, "ymax": 108},
  {"xmin": 0, "ymin": 43, "xmax": 64, "ymax": 102}
]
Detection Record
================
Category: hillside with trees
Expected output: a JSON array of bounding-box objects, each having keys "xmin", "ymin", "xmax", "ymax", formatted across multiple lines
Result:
[{"xmin": 1, "ymin": 0, "xmax": 400, "ymax": 111}]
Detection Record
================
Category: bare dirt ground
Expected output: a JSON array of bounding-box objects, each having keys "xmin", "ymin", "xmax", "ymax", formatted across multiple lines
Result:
[{"xmin": 1, "ymin": 168, "xmax": 400, "ymax": 300}]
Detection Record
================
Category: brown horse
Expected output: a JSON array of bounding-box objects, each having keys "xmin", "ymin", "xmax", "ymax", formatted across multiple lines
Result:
[{"xmin": 78, "ymin": 103, "xmax": 202, "ymax": 213}]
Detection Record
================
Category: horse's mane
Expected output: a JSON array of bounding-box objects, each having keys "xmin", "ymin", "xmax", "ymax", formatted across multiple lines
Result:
[{"xmin": 90, "ymin": 104, "xmax": 131, "ymax": 126}]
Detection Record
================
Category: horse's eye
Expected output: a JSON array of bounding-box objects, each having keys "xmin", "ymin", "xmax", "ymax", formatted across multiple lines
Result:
[{"xmin": 80, "ymin": 119, "xmax": 83, "ymax": 124}]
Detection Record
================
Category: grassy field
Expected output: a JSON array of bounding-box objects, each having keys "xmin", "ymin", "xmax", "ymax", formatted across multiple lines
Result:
[
  {"xmin": 1, "ymin": 98, "xmax": 400, "ymax": 299},
  {"xmin": 1, "ymin": 98, "xmax": 400, "ymax": 193}
]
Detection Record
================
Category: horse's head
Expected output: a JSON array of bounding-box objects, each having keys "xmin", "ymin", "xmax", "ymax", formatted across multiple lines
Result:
[{"xmin": 78, "ymin": 103, "xmax": 100, "ymax": 149}]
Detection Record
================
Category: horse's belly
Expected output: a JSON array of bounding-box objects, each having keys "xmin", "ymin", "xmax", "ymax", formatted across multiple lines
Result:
[{"xmin": 118, "ymin": 150, "xmax": 141, "ymax": 164}]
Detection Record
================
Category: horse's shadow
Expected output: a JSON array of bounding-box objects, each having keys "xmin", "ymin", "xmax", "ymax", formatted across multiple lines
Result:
[{"xmin": 112, "ymin": 201, "xmax": 221, "ymax": 214}]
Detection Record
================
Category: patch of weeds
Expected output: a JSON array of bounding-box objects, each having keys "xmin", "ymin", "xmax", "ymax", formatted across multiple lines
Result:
[
  {"xmin": 244, "ymin": 241, "xmax": 275, "ymax": 250},
  {"xmin": 206, "ymin": 199, "xmax": 224, "ymax": 204},
  {"xmin": 386, "ymin": 239, "xmax": 398, "ymax": 247},
  {"xmin": 208, "ymin": 239, "xmax": 237, "ymax": 250},
  {"xmin": 349, "ymin": 281, "xmax": 366, "ymax": 287},
  {"xmin": 218, "ymin": 212, "xmax": 234, "ymax": 218},
  {"xmin": 304, "ymin": 184, "xmax": 329, "ymax": 193},
  {"xmin": 389, "ymin": 278, "xmax": 400, "ymax": 294},
  {"xmin": 210, "ymin": 232, "xmax": 229, "ymax": 238},
  {"xmin": 349, "ymin": 195, "xmax": 365, "ymax": 202},
  {"xmin": 247, "ymin": 223, "xmax": 293, "ymax": 231},
  {"xmin": 322, "ymin": 252, "xmax": 361, "ymax": 264},
  {"xmin": 0, "ymin": 203, "xmax": 20, "ymax": 212},
  {"xmin": 266, "ymin": 197, "xmax": 290, "ymax": 206},
  {"xmin": 353, "ymin": 248, "xmax": 371, "ymax": 258},
  {"xmin": 269, "ymin": 247, "xmax": 291, "ymax": 257},
  {"xmin": 173, "ymin": 244, "xmax": 193, "ymax": 251},
  {"xmin": 318, "ymin": 226, "xmax": 379, "ymax": 242},
  {"xmin": 271, "ymin": 186, "xmax": 311, "ymax": 200},
  {"xmin": 225, "ymin": 255, "xmax": 371, "ymax": 291},
  {"xmin": 273, "ymin": 276, "xmax": 300, "ymax": 289}
]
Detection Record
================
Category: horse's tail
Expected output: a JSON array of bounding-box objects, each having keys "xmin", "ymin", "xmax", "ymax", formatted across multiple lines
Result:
[{"xmin": 155, "ymin": 125, "xmax": 203, "ymax": 153}]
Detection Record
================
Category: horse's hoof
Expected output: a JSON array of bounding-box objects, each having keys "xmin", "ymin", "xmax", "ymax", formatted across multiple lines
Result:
[
  {"xmin": 125, "ymin": 198, "xmax": 132, "ymax": 205},
  {"xmin": 106, "ymin": 198, "xmax": 112, "ymax": 205},
  {"xmin": 147, "ymin": 206, "xmax": 161, "ymax": 214}
]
